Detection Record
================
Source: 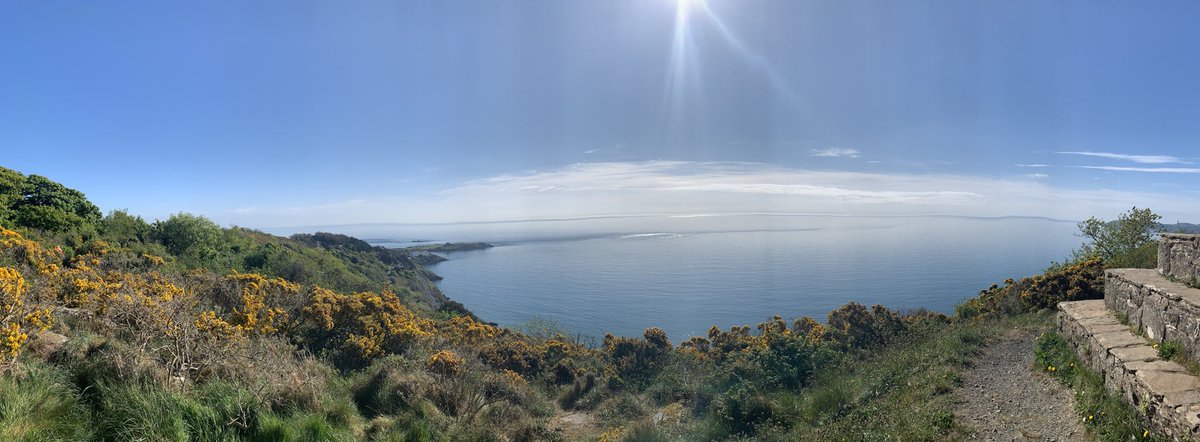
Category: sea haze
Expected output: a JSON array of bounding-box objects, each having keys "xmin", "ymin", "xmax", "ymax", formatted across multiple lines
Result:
[{"xmin": 377, "ymin": 215, "xmax": 1081, "ymax": 340}]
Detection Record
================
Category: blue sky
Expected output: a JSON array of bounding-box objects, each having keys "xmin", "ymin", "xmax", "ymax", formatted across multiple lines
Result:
[{"xmin": 5, "ymin": 1, "xmax": 1200, "ymax": 227}]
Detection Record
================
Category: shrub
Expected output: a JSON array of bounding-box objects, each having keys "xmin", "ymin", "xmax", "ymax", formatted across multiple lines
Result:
[
  {"xmin": 303, "ymin": 286, "xmax": 433, "ymax": 369},
  {"xmin": 152, "ymin": 213, "xmax": 223, "ymax": 262},
  {"xmin": 603, "ymin": 328, "xmax": 673, "ymax": 389},
  {"xmin": 712, "ymin": 386, "xmax": 778, "ymax": 436},
  {"xmin": 826, "ymin": 303, "xmax": 908, "ymax": 350}
]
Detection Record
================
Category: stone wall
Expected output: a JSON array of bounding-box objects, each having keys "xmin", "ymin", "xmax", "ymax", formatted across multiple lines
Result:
[
  {"xmin": 1059, "ymin": 300, "xmax": 1200, "ymax": 439},
  {"xmin": 1106, "ymin": 268, "xmax": 1200, "ymax": 362},
  {"xmin": 1160, "ymin": 233, "xmax": 1200, "ymax": 283}
]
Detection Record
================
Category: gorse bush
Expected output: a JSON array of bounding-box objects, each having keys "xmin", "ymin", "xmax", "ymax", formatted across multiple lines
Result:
[
  {"xmin": 0, "ymin": 168, "xmax": 1142, "ymax": 440},
  {"xmin": 956, "ymin": 256, "xmax": 1104, "ymax": 319}
]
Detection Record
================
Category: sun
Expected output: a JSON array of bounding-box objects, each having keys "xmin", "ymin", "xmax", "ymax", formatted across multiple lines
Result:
[{"xmin": 675, "ymin": 0, "xmax": 702, "ymax": 13}]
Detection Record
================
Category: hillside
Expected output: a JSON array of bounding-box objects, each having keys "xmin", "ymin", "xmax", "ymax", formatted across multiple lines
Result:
[{"xmin": 0, "ymin": 167, "xmax": 1165, "ymax": 441}]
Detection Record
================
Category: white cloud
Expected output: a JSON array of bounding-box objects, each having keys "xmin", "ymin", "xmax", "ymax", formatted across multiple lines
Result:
[
  {"xmin": 209, "ymin": 161, "xmax": 1200, "ymax": 228},
  {"xmin": 1026, "ymin": 173, "xmax": 1050, "ymax": 179},
  {"xmin": 1079, "ymin": 166, "xmax": 1200, "ymax": 173},
  {"xmin": 1017, "ymin": 164, "xmax": 1050, "ymax": 168},
  {"xmin": 1056, "ymin": 151, "xmax": 1189, "ymax": 164},
  {"xmin": 809, "ymin": 148, "xmax": 860, "ymax": 158}
]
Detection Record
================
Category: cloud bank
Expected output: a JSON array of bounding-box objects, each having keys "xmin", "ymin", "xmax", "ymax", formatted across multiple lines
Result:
[{"xmin": 215, "ymin": 161, "xmax": 1200, "ymax": 228}]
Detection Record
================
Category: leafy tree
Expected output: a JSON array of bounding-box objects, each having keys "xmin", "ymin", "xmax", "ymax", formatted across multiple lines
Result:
[
  {"xmin": 0, "ymin": 167, "xmax": 25, "ymax": 225},
  {"xmin": 1072, "ymin": 206, "xmax": 1161, "ymax": 268},
  {"xmin": 152, "ymin": 213, "xmax": 223, "ymax": 261},
  {"xmin": 100, "ymin": 210, "xmax": 152, "ymax": 246},
  {"xmin": 7, "ymin": 174, "xmax": 101, "ymax": 232}
]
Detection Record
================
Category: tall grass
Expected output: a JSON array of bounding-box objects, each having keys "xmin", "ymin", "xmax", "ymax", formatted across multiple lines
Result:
[{"xmin": 0, "ymin": 362, "xmax": 92, "ymax": 441}]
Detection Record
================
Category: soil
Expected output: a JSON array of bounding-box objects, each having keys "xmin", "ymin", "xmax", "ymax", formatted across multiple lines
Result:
[{"xmin": 953, "ymin": 327, "xmax": 1088, "ymax": 441}]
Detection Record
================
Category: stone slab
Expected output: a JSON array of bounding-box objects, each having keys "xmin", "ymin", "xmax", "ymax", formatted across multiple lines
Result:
[{"xmin": 1058, "ymin": 300, "xmax": 1200, "ymax": 439}]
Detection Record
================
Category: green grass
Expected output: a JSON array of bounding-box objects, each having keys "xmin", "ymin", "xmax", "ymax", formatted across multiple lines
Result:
[
  {"xmin": 678, "ymin": 313, "xmax": 1053, "ymax": 441},
  {"xmin": 777, "ymin": 317, "xmax": 1005, "ymax": 440},
  {"xmin": 1034, "ymin": 331, "xmax": 1163, "ymax": 441},
  {"xmin": 0, "ymin": 362, "xmax": 93, "ymax": 442}
]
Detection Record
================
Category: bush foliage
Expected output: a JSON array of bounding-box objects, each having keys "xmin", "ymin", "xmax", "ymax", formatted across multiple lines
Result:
[{"xmin": 0, "ymin": 167, "xmax": 1155, "ymax": 440}]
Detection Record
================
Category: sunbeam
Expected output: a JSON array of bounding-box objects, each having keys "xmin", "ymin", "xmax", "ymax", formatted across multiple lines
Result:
[{"xmin": 662, "ymin": 0, "xmax": 794, "ymax": 133}]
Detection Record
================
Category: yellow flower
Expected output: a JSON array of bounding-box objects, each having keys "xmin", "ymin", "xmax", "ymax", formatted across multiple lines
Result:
[{"xmin": 2, "ymin": 323, "xmax": 28, "ymax": 357}]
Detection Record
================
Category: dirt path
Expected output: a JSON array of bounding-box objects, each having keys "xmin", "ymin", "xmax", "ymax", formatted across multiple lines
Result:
[{"xmin": 954, "ymin": 327, "xmax": 1088, "ymax": 441}]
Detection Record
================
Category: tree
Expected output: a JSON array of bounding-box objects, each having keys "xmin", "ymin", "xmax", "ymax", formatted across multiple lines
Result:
[
  {"xmin": 153, "ymin": 213, "xmax": 223, "ymax": 260},
  {"xmin": 8, "ymin": 174, "xmax": 101, "ymax": 232},
  {"xmin": 1073, "ymin": 206, "xmax": 1161, "ymax": 268},
  {"xmin": 0, "ymin": 167, "xmax": 25, "ymax": 225},
  {"xmin": 100, "ymin": 210, "xmax": 152, "ymax": 246}
]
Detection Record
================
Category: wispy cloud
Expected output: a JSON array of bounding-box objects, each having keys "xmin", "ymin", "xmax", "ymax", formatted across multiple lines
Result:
[
  {"xmin": 1078, "ymin": 166, "xmax": 1200, "ymax": 173},
  {"xmin": 809, "ymin": 148, "xmax": 860, "ymax": 158},
  {"xmin": 1016, "ymin": 164, "xmax": 1050, "ymax": 168},
  {"xmin": 1056, "ymin": 151, "xmax": 1190, "ymax": 164},
  {"xmin": 210, "ymin": 161, "xmax": 1200, "ymax": 228}
]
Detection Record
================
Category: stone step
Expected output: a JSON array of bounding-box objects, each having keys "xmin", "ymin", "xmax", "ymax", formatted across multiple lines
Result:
[
  {"xmin": 1058, "ymin": 299, "xmax": 1200, "ymax": 438},
  {"xmin": 1106, "ymin": 268, "xmax": 1200, "ymax": 360},
  {"xmin": 1161, "ymin": 233, "xmax": 1200, "ymax": 283}
]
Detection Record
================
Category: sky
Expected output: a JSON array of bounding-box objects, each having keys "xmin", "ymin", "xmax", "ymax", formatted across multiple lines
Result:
[{"xmin": 5, "ymin": 1, "xmax": 1200, "ymax": 228}]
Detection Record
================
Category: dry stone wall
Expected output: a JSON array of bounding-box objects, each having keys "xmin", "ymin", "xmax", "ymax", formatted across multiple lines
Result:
[
  {"xmin": 1059, "ymin": 300, "xmax": 1200, "ymax": 439},
  {"xmin": 1160, "ymin": 233, "xmax": 1200, "ymax": 284},
  {"xmin": 1106, "ymin": 268, "xmax": 1200, "ymax": 362}
]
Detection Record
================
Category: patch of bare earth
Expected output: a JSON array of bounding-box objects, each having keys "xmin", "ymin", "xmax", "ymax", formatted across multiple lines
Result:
[
  {"xmin": 953, "ymin": 327, "xmax": 1088, "ymax": 441},
  {"xmin": 551, "ymin": 412, "xmax": 596, "ymax": 440}
]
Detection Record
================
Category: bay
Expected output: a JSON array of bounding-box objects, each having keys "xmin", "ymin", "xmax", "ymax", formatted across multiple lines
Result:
[{"xmin": 388, "ymin": 215, "xmax": 1080, "ymax": 339}]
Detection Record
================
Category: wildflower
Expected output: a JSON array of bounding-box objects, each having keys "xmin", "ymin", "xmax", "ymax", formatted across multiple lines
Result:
[
  {"xmin": 1088, "ymin": 415, "xmax": 1093, "ymax": 421},
  {"xmin": 1144, "ymin": 429, "xmax": 1149, "ymax": 438}
]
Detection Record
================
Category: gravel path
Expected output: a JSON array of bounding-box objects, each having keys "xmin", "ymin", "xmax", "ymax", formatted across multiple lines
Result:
[{"xmin": 954, "ymin": 327, "xmax": 1088, "ymax": 441}]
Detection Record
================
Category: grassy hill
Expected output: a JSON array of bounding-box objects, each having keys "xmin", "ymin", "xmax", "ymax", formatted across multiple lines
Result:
[{"xmin": 0, "ymin": 166, "xmax": 1157, "ymax": 441}]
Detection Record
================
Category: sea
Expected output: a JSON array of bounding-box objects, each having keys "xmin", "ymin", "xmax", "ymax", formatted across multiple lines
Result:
[{"xmin": 366, "ymin": 214, "xmax": 1081, "ymax": 340}]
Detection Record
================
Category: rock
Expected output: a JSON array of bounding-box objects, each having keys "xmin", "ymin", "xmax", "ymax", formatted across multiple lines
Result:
[{"xmin": 25, "ymin": 331, "xmax": 67, "ymax": 360}]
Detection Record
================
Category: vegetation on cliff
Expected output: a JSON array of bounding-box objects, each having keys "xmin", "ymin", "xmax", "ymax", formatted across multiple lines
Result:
[{"xmin": 0, "ymin": 167, "xmax": 1169, "ymax": 440}]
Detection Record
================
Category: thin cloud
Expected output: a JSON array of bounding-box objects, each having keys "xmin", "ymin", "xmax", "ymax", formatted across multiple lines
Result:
[
  {"xmin": 1016, "ymin": 164, "xmax": 1050, "ymax": 168},
  {"xmin": 1056, "ymin": 151, "xmax": 1189, "ymax": 164},
  {"xmin": 1078, "ymin": 166, "xmax": 1200, "ymax": 173},
  {"xmin": 809, "ymin": 148, "xmax": 860, "ymax": 158},
  {"xmin": 209, "ymin": 161, "xmax": 1200, "ymax": 227}
]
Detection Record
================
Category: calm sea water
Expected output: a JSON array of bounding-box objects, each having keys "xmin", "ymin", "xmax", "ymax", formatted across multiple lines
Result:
[{"xmin": 385, "ymin": 215, "xmax": 1080, "ymax": 340}]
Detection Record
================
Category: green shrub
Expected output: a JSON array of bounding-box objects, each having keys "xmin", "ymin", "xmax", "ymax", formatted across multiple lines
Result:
[
  {"xmin": 711, "ymin": 385, "xmax": 778, "ymax": 436},
  {"xmin": 596, "ymin": 393, "xmax": 648, "ymax": 429},
  {"xmin": 1158, "ymin": 341, "xmax": 1182, "ymax": 360},
  {"xmin": 603, "ymin": 328, "xmax": 673, "ymax": 389}
]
